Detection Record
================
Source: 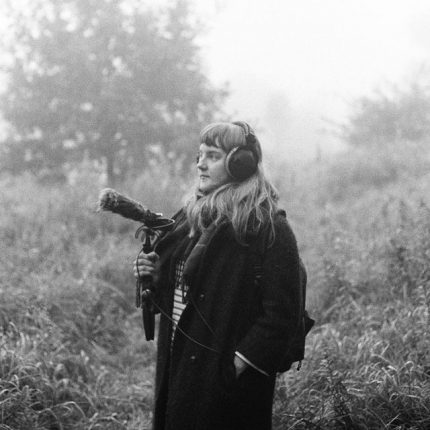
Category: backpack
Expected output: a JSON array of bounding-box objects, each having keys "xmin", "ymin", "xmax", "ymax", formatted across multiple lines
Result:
[
  {"xmin": 252, "ymin": 228, "xmax": 315, "ymax": 373},
  {"xmin": 278, "ymin": 258, "xmax": 314, "ymax": 372}
]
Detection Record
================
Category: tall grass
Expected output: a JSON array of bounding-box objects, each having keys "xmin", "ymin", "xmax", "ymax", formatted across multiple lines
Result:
[
  {"xmin": 1, "ymin": 143, "xmax": 430, "ymax": 428},
  {"xmin": 271, "ymin": 144, "xmax": 430, "ymax": 429},
  {"xmin": 0, "ymin": 170, "xmax": 172, "ymax": 429}
]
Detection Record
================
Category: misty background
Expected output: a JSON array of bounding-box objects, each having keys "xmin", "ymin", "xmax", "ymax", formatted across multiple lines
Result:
[
  {"xmin": 196, "ymin": 0, "xmax": 430, "ymax": 159},
  {"xmin": 1, "ymin": 1, "xmax": 430, "ymax": 429},
  {"xmin": 3, "ymin": 0, "xmax": 430, "ymax": 171}
]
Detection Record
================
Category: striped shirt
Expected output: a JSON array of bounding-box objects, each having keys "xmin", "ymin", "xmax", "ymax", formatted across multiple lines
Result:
[{"xmin": 171, "ymin": 259, "xmax": 188, "ymax": 341}]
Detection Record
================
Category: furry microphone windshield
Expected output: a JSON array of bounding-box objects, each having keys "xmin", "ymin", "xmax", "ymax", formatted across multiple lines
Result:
[{"xmin": 97, "ymin": 188, "xmax": 161, "ymax": 225}]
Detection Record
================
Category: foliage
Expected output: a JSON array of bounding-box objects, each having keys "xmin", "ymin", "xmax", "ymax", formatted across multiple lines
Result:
[
  {"xmin": 275, "ymin": 141, "xmax": 430, "ymax": 212},
  {"xmin": 1, "ymin": 141, "xmax": 430, "ymax": 428},
  {"xmin": 342, "ymin": 79, "xmax": 430, "ymax": 148},
  {"xmin": 271, "ymin": 152, "xmax": 430, "ymax": 429},
  {"xmin": 0, "ymin": 171, "xmax": 182, "ymax": 429},
  {"xmin": 0, "ymin": 0, "xmax": 226, "ymax": 184}
]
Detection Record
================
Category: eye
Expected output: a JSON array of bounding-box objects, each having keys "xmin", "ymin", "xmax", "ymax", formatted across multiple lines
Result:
[
  {"xmin": 196, "ymin": 150, "xmax": 223, "ymax": 164},
  {"xmin": 208, "ymin": 152, "xmax": 223, "ymax": 161}
]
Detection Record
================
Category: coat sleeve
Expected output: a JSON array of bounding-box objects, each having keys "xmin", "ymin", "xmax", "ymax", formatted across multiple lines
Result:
[{"xmin": 235, "ymin": 216, "xmax": 302, "ymax": 375}]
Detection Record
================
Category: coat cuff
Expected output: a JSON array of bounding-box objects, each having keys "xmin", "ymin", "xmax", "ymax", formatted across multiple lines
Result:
[{"xmin": 235, "ymin": 351, "xmax": 269, "ymax": 376}]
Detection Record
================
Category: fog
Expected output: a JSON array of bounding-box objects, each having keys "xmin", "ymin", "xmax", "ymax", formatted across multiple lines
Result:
[
  {"xmin": 1, "ymin": 3, "xmax": 430, "ymax": 428},
  {"xmin": 194, "ymin": 0, "xmax": 430, "ymax": 160},
  {"xmin": 1, "ymin": 0, "xmax": 430, "ymax": 166}
]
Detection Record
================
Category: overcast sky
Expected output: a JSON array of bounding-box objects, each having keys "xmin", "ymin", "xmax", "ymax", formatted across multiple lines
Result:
[{"xmin": 193, "ymin": 0, "xmax": 430, "ymax": 160}]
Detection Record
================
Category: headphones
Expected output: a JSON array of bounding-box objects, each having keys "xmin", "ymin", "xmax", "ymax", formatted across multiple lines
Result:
[{"xmin": 225, "ymin": 121, "xmax": 259, "ymax": 181}]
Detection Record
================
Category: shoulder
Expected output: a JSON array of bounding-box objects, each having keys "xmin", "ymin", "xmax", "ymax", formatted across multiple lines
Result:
[
  {"xmin": 171, "ymin": 207, "xmax": 186, "ymax": 222},
  {"xmin": 155, "ymin": 207, "xmax": 189, "ymax": 252},
  {"xmin": 251, "ymin": 208, "xmax": 297, "ymax": 256},
  {"xmin": 271, "ymin": 209, "xmax": 297, "ymax": 246}
]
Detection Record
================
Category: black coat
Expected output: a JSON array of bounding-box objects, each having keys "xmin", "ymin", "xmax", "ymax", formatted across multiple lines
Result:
[{"xmin": 151, "ymin": 210, "xmax": 302, "ymax": 430}]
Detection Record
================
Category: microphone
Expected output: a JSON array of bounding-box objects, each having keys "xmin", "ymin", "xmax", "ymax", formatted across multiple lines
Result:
[
  {"xmin": 98, "ymin": 188, "xmax": 162, "ymax": 225},
  {"xmin": 97, "ymin": 188, "xmax": 175, "ymax": 341}
]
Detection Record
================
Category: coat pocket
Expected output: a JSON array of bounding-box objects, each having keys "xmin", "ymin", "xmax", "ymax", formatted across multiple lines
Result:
[{"xmin": 219, "ymin": 356, "xmax": 238, "ymax": 393}]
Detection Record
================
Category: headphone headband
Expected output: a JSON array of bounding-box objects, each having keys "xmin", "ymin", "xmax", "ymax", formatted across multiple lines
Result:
[{"xmin": 232, "ymin": 121, "xmax": 257, "ymax": 146}]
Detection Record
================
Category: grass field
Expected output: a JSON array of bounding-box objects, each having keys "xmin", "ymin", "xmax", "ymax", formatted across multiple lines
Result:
[{"xmin": 1, "ymin": 145, "xmax": 430, "ymax": 429}]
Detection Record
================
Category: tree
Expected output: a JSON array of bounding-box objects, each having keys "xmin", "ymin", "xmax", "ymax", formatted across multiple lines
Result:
[
  {"xmin": 0, "ymin": 0, "xmax": 226, "ymax": 184},
  {"xmin": 342, "ymin": 79, "xmax": 430, "ymax": 147}
]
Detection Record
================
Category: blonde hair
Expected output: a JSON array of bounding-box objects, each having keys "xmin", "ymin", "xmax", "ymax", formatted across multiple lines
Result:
[{"xmin": 186, "ymin": 122, "xmax": 279, "ymax": 245}]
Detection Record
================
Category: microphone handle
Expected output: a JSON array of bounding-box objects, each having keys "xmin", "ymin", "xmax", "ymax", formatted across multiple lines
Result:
[{"xmin": 141, "ymin": 234, "xmax": 155, "ymax": 340}]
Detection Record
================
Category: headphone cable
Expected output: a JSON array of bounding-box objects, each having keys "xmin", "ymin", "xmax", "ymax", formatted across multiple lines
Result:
[{"xmin": 149, "ymin": 297, "xmax": 221, "ymax": 355}]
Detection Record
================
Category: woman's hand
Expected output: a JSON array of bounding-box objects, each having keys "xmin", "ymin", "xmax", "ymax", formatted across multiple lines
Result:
[{"xmin": 133, "ymin": 251, "xmax": 160, "ymax": 282}]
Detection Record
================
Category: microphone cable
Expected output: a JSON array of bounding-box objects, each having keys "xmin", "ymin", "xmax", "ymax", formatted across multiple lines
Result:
[{"xmin": 149, "ymin": 297, "xmax": 221, "ymax": 355}]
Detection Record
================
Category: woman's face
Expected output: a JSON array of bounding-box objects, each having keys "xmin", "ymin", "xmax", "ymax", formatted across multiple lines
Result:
[{"xmin": 197, "ymin": 143, "xmax": 230, "ymax": 194}]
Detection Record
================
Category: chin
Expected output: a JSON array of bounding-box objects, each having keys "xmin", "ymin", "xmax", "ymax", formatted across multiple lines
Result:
[
  {"xmin": 198, "ymin": 184, "xmax": 215, "ymax": 195},
  {"xmin": 198, "ymin": 181, "xmax": 211, "ymax": 193},
  {"xmin": 199, "ymin": 181, "xmax": 230, "ymax": 195},
  {"xmin": 198, "ymin": 187, "xmax": 211, "ymax": 195}
]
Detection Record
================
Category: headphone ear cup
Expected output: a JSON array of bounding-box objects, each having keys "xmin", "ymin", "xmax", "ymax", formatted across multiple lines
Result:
[{"xmin": 225, "ymin": 147, "xmax": 258, "ymax": 181}]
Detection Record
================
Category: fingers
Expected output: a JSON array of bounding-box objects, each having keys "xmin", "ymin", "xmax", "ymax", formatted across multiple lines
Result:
[
  {"xmin": 135, "ymin": 251, "xmax": 159, "ymax": 267},
  {"xmin": 147, "ymin": 251, "xmax": 160, "ymax": 263},
  {"xmin": 133, "ymin": 252, "xmax": 160, "ymax": 279}
]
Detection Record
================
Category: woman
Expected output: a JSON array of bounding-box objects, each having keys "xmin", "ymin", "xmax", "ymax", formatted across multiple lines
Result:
[{"xmin": 134, "ymin": 121, "xmax": 302, "ymax": 430}]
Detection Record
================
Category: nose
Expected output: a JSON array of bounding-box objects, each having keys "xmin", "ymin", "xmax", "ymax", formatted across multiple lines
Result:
[{"xmin": 197, "ymin": 156, "xmax": 207, "ymax": 171}]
